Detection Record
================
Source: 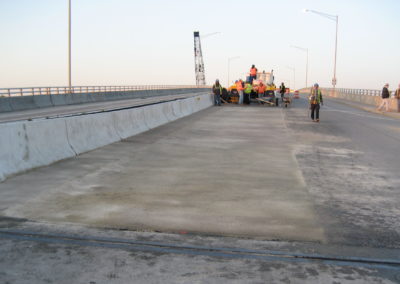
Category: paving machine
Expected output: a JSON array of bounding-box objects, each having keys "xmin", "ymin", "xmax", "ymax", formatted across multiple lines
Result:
[{"xmin": 227, "ymin": 69, "xmax": 276, "ymax": 104}]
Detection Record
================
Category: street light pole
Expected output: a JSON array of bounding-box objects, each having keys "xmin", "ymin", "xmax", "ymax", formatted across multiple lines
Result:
[
  {"xmin": 286, "ymin": 66, "xmax": 295, "ymax": 91},
  {"xmin": 68, "ymin": 0, "xmax": 72, "ymax": 92},
  {"xmin": 228, "ymin": 56, "xmax": 240, "ymax": 87},
  {"xmin": 290, "ymin": 45, "xmax": 308, "ymax": 88},
  {"xmin": 333, "ymin": 16, "xmax": 338, "ymax": 88},
  {"xmin": 304, "ymin": 9, "xmax": 338, "ymax": 88}
]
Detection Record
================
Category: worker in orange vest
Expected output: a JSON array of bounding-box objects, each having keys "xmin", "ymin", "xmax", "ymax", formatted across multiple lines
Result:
[
  {"xmin": 249, "ymin": 65, "xmax": 257, "ymax": 83},
  {"xmin": 257, "ymin": 82, "xmax": 266, "ymax": 98},
  {"xmin": 236, "ymin": 79, "xmax": 244, "ymax": 104}
]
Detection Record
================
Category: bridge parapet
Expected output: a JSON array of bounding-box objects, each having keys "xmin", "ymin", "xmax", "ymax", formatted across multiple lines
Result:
[
  {"xmin": 299, "ymin": 87, "xmax": 398, "ymax": 112},
  {"xmin": 0, "ymin": 85, "xmax": 209, "ymax": 97},
  {"xmin": 0, "ymin": 86, "xmax": 210, "ymax": 113}
]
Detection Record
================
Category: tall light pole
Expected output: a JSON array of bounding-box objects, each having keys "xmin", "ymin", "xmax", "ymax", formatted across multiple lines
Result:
[
  {"xmin": 304, "ymin": 9, "xmax": 338, "ymax": 88},
  {"xmin": 286, "ymin": 66, "xmax": 295, "ymax": 91},
  {"xmin": 68, "ymin": 0, "xmax": 72, "ymax": 92},
  {"xmin": 290, "ymin": 45, "xmax": 308, "ymax": 88},
  {"xmin": 228, "ymin": 56, "xmax": 240, "ymax": 87}
]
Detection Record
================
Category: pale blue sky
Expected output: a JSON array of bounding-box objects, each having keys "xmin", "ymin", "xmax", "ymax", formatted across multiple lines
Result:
[{"xmin": 0, "ymin": 0, "xmax": 399, "ymax": 89}]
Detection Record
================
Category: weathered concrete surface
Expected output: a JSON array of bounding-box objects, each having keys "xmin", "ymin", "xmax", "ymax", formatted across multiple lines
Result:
[
  {"xmin": 1, "ymin": 98, "xmax": 400, "ymax": 283},
  {"xmin": 0, "ymin": 106, "xmax": 324, "ymax": 242},
  {"xmin": 285, "ymin": 96, "xmax": 400, "ymax": 248},
  {"xmin": 1, "ymin": 224, "xmax": 398, "ymax": 284}
]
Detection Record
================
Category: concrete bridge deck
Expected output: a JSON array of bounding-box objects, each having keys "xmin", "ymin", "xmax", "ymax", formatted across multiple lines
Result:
[
  {"xmin": 1, "ymin": 97, "xmax": 400, "ymax": 282},
  {"xmin": 0, "ymin": 104, "xmax": 323, "ymax": 241}
]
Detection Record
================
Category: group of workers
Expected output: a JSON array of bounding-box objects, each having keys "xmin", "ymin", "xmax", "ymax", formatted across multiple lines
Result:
[
  {"xmin": 233, "ymin": 78, "xmax": 268, "ymax": 105},
  {"xmin": 212, "ymin": 65, "xmax": 281, "ymax": 106},
  {"xmin": 212, "ymin": 65, "xmax": 324, "ymax": 122}
]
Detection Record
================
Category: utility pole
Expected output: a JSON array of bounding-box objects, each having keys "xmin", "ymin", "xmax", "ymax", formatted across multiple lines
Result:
[
  {"xmin": 68, "ymin": 0, "xmax": 72, "ymax": 92},
  {"xmin": 304, "ymin": 9, "xmax": 339, "ymax": 88},
  {"xmin": 290, "ymin": 45, "xmax": 308, "ymax": 88},
  {"xmin": 227, "ymin": 56, "xmax": 240, "ymax": 87}
]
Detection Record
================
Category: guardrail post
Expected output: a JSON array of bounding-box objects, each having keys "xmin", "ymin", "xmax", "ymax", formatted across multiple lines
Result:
[
  {"xmin": 8, "ymin": 89, "xmax": 11, "ymax": 97},
  {"xmin": 20, "ymin": 88, "xmax": 23, "ymax": 96}
]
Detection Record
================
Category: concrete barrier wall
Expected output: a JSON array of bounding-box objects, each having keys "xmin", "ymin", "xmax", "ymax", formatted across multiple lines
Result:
[
  {"xmin": 0, "ymin": 93, "xmax": 213, "ymax": 182},
  {"xmin": 113, "ymin": 108, "xmax": 150, "ymax": 139},
  {"xmin": 299, "ymin": 88, "xmax": 399, "ymax": 112},
  {"xmin": 0, "ymin": 88, "xmax": 209, "ymax": 113}
]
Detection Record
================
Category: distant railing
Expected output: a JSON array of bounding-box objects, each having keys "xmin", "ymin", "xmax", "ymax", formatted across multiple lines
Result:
[
  {"xmin": 0, "ymin": 85, "xmax": 209, "ymax": 97},
  {"xmin": 324, "ymin": 88, "xmax": 395, "ymax": 97}
]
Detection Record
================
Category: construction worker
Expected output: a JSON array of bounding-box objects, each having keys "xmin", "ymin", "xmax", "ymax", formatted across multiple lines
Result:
[
  {"xmin": 279, "ymin": 82, "xmax": 286, "ymax": 102},
  {"xmin": 257, "ymin": 82, "xmax": 266, "ymax": 98},
  {"xmin": 236, "ymin": 79, "xmax": 244, "ymax": 104},
  {"xmin": 212, "ymin": 79, "xmax": 222, "ymax": 106},
  {"xmin": 244, "ymin": 82, "xmax": 253, "ymax": 105},
  {"xmin": 249, "ymin": 65, "xmax": 257, "ymax": 83},
  {"xmin": 309, "ymin": 83, "xmax": 323, "ymax": 122}
]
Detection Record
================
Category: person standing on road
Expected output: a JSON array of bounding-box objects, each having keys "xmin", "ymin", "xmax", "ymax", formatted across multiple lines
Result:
[
  {"xmin": 212, "ymin": 79, "xmax": 222, "ymax": 106},
  {"xmin": 244, "ymin": 82, "xmax": 253, "ymax": 105},
  {"xmin": 309, "ymin": 83, "xmax": 323, "ymax": 122},
  {"xmin": 249, "ymin": 65, "xmax": 257, "ymax": 83},
  {"xmin": 377, "ymin": 83, "xmax": 390, "ymax": 112},
  {"xmin": 257, "ymin": 82, "xmax": 266, "ymax": 99},
  {"xmin": 279, "ymin": 82, "xmax": 286, "ymax": 102},
  {"xmin": 236, "ymin": 79, "xmax": 244, "ymax": 104},
  {"xmin": 395, "ymin": 83, "xmax": 400, "ymax": 112}
]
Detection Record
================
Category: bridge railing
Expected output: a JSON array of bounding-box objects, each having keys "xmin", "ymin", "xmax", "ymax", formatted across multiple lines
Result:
[
  {"xmin": 324, "ymin": 88, "xmax": 395, "ymax": 96},
  {"xmin": 0, "ymin": 85, "xmax": 208, "ymax": 97}
]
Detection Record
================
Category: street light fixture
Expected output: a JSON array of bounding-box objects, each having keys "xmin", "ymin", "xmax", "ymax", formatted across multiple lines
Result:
[
  {"xmin": 202, "ymin": 32, "xmax": 221, "ymax": 39},
  {"xmin": 304, "ymin": 8, "xmax": 338, "ymax": 88},
  {"xmin": 228, "ymin": 56, "xmax": 240, "ymax": 87},
  {"xmin": 290, "ymin": 45, "xmax": 308, "ymax": 88},
  {"xmin": 286, "ymin": 66, "xmax": 296, "ymax": 91}
]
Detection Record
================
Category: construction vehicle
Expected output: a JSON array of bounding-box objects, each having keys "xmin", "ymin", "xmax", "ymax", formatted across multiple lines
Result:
[
  {"xmin": 227, "ymin": 69, "xmax": 276, "ymax": 103},
  {"xmin": 251, "ymin": 70, "xmax": 276, "ymax": 96}
]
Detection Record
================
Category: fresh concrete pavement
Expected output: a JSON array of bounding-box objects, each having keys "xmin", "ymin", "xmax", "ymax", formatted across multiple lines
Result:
[{"xmin": 1, "ymin": 96, "xmax": 400, "ymax": 283}]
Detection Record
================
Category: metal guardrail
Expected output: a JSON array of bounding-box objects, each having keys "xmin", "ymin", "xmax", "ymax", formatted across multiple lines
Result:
[
  {"xmin": 325, "ymin": 88, "xmax": 395, "ymax": 96},
  {"xmin": 0, "ymin": 85, "xmax": 208, "ymax": 97}
]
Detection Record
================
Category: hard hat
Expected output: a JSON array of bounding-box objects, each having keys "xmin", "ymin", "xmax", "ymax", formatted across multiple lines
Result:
[{"xmin": 314, "ymin": 83, "xmax": 319, "ymax": 87}]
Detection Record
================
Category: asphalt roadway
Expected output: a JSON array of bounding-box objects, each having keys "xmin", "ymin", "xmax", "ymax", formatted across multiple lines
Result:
[{"xmin": 0, "ymin": 95, "xmax": 399, "ymax": 283}]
